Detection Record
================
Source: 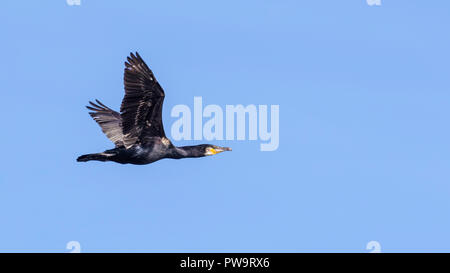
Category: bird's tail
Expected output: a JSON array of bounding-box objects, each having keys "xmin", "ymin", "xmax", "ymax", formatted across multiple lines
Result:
[{"xmin": 77, "ymin": 153, "xmax": 109, "ymax": 162}]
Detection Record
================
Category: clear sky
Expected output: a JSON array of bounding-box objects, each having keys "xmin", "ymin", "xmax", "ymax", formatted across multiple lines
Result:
[{"xmin": 1, "ymin": 0, "xmax": 450, "ymax": 252}]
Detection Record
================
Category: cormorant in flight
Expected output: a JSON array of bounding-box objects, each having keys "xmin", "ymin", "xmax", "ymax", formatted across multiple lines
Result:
[{"xmin": 77, "ymin": 52, "xmax": 231, "ymax": 165}]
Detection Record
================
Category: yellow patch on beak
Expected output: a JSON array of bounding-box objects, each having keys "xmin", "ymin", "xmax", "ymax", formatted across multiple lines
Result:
[{"xmin": 206, "ymin": 147, "xmax": 230, "ymax": 156}]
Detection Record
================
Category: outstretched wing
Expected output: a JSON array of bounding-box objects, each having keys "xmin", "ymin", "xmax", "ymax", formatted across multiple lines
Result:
[
  {"xmin": 86, "ymin": 100, "xmax": 124, "ymax": 147},
  {"xmin": 120, "ymin": 52, "xmax": 166, "ymax": 148}
]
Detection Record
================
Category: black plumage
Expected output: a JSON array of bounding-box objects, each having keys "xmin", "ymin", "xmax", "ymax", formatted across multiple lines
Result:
[{"xmin": 77, "ymin": 52, "xmax": 231, "ymax": 165}]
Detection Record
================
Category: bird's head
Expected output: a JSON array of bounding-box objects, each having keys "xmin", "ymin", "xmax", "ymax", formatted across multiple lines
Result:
[{"xmin": 203, "ymin": 145, "xmax": 232, "ymax": 156}]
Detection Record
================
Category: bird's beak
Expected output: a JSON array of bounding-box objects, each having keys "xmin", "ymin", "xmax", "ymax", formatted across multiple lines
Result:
[{"xmin": 213, "ymin": 146, "xmax": 232, "ymax": 154}]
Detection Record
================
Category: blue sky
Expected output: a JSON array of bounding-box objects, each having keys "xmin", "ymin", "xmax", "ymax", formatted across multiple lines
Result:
[{"xmin": 1, "ymin": 0, "xmax": 450, "ymax": 252}]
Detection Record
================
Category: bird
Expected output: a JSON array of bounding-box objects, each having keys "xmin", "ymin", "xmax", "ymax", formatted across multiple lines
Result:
[{"xmin": 77, "ymin": 52, "xmax": 231, "ymax": 165}]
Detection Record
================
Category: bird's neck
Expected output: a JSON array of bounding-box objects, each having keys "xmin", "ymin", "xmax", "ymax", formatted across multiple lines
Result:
[{"xmin": 168, "ymin": 145, "xmax": 205, "ymax": 159}]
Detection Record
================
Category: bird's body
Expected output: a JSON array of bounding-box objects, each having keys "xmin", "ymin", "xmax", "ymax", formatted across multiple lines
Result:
[
  {"xmin": 77, "ymin": 52, "xmax": 231, "ymax": 165},
  {"xmin": 79, "ymin": 140, "xmax": 169, "ymax": 165}
]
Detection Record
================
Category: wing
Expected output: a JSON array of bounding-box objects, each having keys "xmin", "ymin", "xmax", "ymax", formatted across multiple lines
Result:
[
  {"xmin": 86, "ymin": 100, "xmax": 125, "ymax": 147},
  {"xmin": 120, "ymin": 52, "xmax": 166, "ymax": 148}
]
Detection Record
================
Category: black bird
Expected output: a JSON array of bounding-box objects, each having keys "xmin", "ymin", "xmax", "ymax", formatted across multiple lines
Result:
[{"xmin": 77, "ymin": 52, "xmax": 231, "ymax": 165}]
